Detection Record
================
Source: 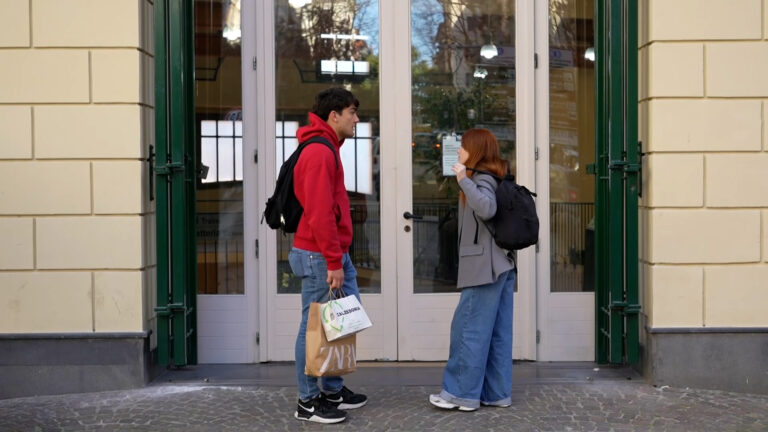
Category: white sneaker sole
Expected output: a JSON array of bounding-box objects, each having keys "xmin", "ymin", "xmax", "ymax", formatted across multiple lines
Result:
[
  {"xmin": 429, "ymin": 394, "xmax": 477, "ymax": 412},
  {"xmin": 294, "ymin": 411, "xmax": 346, "ymax": 424}
]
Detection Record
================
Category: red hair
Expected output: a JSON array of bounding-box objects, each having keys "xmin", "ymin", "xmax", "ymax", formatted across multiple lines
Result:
[{"xmin": 460, "ymin": 128, "xmax": 508, "ymax": 204}]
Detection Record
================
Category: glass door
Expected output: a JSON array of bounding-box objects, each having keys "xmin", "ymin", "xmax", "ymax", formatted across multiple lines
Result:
[
  {"xmin": 397, "ymin": 0, "xmax": 536, "ymax": 360},
  {"xmin": 536, "ymin": 0, "xmax": 596, "ymax": 360},
  {"xmin": 193, "ymin": 0, "xmax": 257, "ymax": 364}
]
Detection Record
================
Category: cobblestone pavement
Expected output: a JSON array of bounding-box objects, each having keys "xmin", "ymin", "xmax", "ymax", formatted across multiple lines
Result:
[{"xmin": 2, "ymin": 380, "xmax": 767, "ymax": 432}]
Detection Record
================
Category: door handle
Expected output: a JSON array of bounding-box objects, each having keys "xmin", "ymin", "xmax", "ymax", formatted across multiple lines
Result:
[{"xmin": 403, "ymin": 211, "xmax": 423, "ymax": 220}]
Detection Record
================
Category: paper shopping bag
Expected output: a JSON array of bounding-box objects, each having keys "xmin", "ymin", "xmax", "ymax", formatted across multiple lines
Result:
[
  {"xmin": 321, "ymin": 294, "xmax": 373, "ymax": 341},
  {"xmin": 305, "ymin": 302, "xmax": 357, "ymax": 377}
]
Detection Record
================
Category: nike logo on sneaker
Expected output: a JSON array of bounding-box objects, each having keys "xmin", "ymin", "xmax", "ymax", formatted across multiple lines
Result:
[
  {"xmin": 325, "ymin": 397, "xmax": 343, "ymax": 403},
  {"xmin": 298, "ymin": 402, "xmax": 315, "ymax": 412}
]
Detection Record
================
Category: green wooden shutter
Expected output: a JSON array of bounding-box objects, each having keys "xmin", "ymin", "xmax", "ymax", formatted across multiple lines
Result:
[
  {"xmin": 594, "ymin": 0, "xmax": 640, "ymax": 364},
  {"xmin": 154, "ymin": 0, "xmax": 197, "ymax": 367}
]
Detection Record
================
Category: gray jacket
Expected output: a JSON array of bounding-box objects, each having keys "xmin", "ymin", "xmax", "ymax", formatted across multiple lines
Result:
[{"xmin": 456, "ymin": 172, "xmax": 515, "ymax": 289}]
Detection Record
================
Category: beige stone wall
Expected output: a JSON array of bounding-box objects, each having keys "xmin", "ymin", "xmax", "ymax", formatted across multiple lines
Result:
[
  {"xmin": 640, "ymin": 0, "xmax": 768, "ymax": 328},
  {"xmin": 0, "ymin": 0, "xmax": 155, "ymax": 337}
]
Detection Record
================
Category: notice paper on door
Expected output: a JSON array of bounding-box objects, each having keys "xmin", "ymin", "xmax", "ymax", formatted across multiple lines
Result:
[{"xmin": 442, "ymin": 134, "xmax": 461, "ymax": 176}]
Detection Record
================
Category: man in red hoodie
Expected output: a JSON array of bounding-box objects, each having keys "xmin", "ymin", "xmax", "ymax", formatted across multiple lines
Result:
[{"xmin": 289, "ymin": 88, "xmax": 367, "ymax": 424}]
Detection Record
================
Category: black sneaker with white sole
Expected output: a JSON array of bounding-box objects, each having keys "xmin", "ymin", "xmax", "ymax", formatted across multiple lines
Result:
[
  {"xmin": 294, "ymin": 395, "xmax": 346, "ymax": 424},
  {"xmin": 324, "ymin": 386, "xmax": 368, "ymax": 410}
]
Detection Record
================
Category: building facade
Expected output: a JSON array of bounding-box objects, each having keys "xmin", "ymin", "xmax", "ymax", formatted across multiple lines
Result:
[{"xmin": 0, "ymin": 0, "xmax": 766, "ymax": 399}]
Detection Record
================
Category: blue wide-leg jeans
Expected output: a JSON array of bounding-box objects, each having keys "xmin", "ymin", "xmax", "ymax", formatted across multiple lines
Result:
[
  {"xmin": 290, "ymin": 248, "xmax": 360, "ymax": 401},
  {"xmin": 440, "ymin": 269, "xmax": 516, "ymax": 409}
]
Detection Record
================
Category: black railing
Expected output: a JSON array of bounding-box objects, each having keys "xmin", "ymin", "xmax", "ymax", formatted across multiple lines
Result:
[
  {"xmin": 267, "ymin": 201, "xmax": 596, "ymax": 295},
  {"xmin": 550, "ymin": 202, "xmax": 595, "ymax": 292}
]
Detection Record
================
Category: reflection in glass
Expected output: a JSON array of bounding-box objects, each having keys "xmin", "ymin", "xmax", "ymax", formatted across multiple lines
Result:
[
  {"xmin": 195, "ymin": 0, "xmax": 244, "ymax": 295},
  {"xmin": 275, "ymin": 0, "xmax": 381, "ymax": 294},
  {"xmin": 411, "ymin": 0, "xmax": 517, "ymax": 293},
  {"xmin": 549, "ymin": 0, "xmax": 595, "ymax": 292}
]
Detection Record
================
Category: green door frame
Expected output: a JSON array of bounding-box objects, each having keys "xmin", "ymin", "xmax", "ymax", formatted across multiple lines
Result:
[
  {"xmin": 594, "ymin": 0, "xmax": 640, "ymax": 364},
  {"xmin": 154, "ymin": 0, "xmax": 197, "ymax": 367}
]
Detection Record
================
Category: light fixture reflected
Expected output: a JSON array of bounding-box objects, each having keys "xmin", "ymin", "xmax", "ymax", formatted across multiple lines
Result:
[
  {"xmin": 473, "ymin": 67, "xmax": 488, "ymax": 79},
  {"xmin": 584, "ymin": 47, "xmax": 595, "ymax": 62},
  {"xmin": 223, "ymin": 27, "xmax": 241, "ymax": 42},
  {"xmin": 480, "ymin": 43, "xmax": 498, "ymax": 60},
  {"xmin": 222, "ymin": 0, "xmax": 241, "ymax": 43},
  {"xmin": 289, "ymin": 0, "xmax": 312, "ymax": 8}
]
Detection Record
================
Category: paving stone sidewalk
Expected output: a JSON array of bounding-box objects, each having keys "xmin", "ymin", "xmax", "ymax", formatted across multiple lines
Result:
[{"xmin": 1, "ymin": 365, "xmax": 767, "ymax": 431}]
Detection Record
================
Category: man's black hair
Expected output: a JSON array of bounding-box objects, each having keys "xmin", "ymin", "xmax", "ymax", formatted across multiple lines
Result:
[{"xmin": 311, "ymin": 88, "xmax": 359, "ymax": 122}]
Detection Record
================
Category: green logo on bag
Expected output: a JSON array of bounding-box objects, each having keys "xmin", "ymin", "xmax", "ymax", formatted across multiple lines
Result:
[{"xmin": 322, "ymin": 301, "xmax": 344, "ymax": 332}]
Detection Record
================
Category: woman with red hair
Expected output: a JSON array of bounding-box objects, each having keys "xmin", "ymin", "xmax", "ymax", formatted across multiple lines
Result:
[{"xmin": 429, "ymin": 128, "xmax": 517, "ymax": 412}]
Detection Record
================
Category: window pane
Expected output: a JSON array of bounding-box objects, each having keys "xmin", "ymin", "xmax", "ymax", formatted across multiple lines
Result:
[
  {"xmin": 411, "ymin": 0, "xmax": 517, "ymax": 293},
  {"xmin": 275, "ymin": 0, "xmax": 381, "ymax": 294},
  {"xmin": 549, "ymin": 0, "xmax": 595, "ymax": 293},
  {"xmin": 195, "ymin": 0, "xmax": 244, "ymax": 295}
]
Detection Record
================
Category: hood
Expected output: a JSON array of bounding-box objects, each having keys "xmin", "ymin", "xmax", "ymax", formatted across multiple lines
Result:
[{"xmin": 296, "ymin": 112, "xmax": 343, "ymax": 148}]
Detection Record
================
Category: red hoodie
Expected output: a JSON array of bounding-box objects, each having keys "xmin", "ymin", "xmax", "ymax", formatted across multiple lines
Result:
[{"xmin": 293, "ymin": 113, "xmax": 353, "ymax": 270}]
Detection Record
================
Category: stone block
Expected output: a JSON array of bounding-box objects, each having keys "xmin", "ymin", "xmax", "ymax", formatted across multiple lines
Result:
[
  {"xmin": 705, "ymin": 265, "xmax": 768, "ymax": 326},
  {"xmin": 0, "ymin": 50, "xmax": 89, "ymax": 103},
  {"xmin": 647, "ymin": 265, "xmax": 703, "ymax": 327},
  {"xmin": 645, "ymin": 154, "xmax": 703, "ymax": 207},
  {"xmin": 707, "ymin": 42, "xmax": 768, "ymax": 97},
  {"xmin": 0, "ymin": 106, "xmax": 32, "ymax": 159},
  {"xmin": 92, "ymin": 50, "xmax": 142, "ymax": 103},
  {"xmin": 94, "ymin": 271, "xmax": 144, "ymax": 332},
  {"xmin": 93, "ymin": 161, "xmax": 143, "ymax": 214},
  {"xmin": 649, "ymin": 0, "xmax": 761, "ymax": 41},
  {"xmin": 35, "ymin": 105, "xmax": 142, "ymax": 159},
  {"xmin": 648, "ymin": 43, "xmax": 703, "ymax": 97},
  {"xmin": 648, "ymin": 100, "xmax": 762, "ymax": 152},
  {"xmin": 648, "ymin": 210, "xmax": 761, "ymax": 263},
  {"xmin": 32, "ymin": 0, "xmax": 140, "ymax": 47},
  {"xmin": 0, "ymin": 272, "xmax": 92, "ymax": 332},
  {"xmin": 36, "ymin": 216, "xmax": 143, "ymax": 269},
  {"xmin": 0, "ymin": 218, "xmax": 33, "ymax": 269},
  {"xmin": 0, "ymin": 162, "xmax": 91, "ymax": 215},
  {"xmin": 0, "ymin": 0, "xmax": 30, "ymax": 47},
  {"xmin": 706, "ymin": 154, "xmax": 768, "ymax": 207}
]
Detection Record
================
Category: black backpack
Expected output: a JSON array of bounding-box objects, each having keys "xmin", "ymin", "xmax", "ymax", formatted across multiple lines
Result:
[
  {"xmin": 467, "ymin": 168, "xmax": 539, "ymax": 250},
  {"xmin": 262, "ymin": 136, "xmax": 338, "ymax": 233}
]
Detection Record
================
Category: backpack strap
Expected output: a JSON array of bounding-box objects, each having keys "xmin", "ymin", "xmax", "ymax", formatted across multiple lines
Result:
[{"xmin": 298, "ymin": 136, "xmax": 339, "ymax": 170}]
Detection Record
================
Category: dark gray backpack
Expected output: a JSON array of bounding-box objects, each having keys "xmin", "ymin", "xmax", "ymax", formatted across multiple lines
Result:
[{"xmin": 468, "ymin": 168, "xmax": 539, "ymax": 250}]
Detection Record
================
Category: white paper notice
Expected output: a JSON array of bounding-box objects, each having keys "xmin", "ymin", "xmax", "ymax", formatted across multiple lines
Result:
[{"xmin": 442, "ymin": 134, "xmax": 461, "ymax": 176}]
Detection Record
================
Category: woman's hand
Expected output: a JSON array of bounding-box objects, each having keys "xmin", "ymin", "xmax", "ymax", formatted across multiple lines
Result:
[{"xmin": 452, "ymin": 163, "xmax": 467, "ymax": 182}]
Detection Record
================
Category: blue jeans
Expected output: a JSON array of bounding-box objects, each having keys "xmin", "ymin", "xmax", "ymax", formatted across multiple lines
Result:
[
  {"xmin": 440, "ymin": 269, "xmax": 516, "ymax": 409},
  {"xmin": 289, "ymin": 248, "xmax": 360, "ymax": 401}
]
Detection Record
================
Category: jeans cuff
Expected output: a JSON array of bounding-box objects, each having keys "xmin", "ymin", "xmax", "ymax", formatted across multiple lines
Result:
[
  {"xmin": 439, "ymin": 389, "xmax": 480, "ymax": 409},
  {"xmin": 481, "ymin": 396, "xmax": 512, "ymax": 406}
]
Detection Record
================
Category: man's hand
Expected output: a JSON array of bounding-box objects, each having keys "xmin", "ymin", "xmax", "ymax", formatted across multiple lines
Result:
[{"xmin": 327, "ymin": 268, "xmax": 344, "ymax": 290}]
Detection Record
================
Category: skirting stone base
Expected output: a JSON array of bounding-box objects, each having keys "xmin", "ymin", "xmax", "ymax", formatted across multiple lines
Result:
[
  {"xmin": 0, "ymin": 332, "xmax": 158, "ymax": 399},
  {"xmin": 642, "ymin": 328, "xmax": 768, "ymax": 395}
]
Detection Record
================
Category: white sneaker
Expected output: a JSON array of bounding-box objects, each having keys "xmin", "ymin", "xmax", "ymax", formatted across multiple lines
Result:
[{"xmin": 429, "ymin": 394, "xmax": 477, "ymax": 412}]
